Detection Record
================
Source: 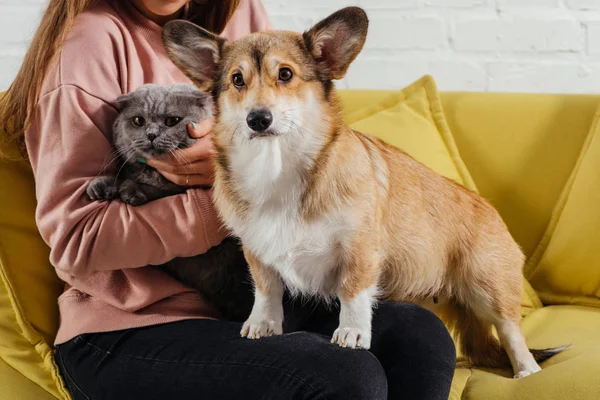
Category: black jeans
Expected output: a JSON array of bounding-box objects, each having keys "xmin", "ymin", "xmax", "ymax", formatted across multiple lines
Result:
[{"xmin": 55, "ymin": 302, "xmax": 455, "ymax": 400}]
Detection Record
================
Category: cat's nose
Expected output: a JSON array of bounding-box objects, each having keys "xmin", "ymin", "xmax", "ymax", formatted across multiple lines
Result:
[
  {"xmin": 147, "ymin": 133, "xmax": 158, "ymax": 142},
  {"xmin": 246, "ymin": 108, "xmax": 273, "ymax": 132}
]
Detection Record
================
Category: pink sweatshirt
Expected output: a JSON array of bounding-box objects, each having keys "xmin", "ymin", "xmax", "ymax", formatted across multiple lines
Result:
[{"xmin": 25, "ymin": 0, "xmax": 272, "ymax": 345}]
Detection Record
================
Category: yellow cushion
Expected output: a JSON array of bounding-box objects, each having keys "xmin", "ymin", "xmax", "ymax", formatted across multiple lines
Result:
[
  {"xmin": 338, "ymin": 75, "xmax": 541, "ymax": 313},
  {"xmin": 525, "ymin": 107, "xmax": 600, "ymax": 307},
  {"xmin": 341, "ymin": 75, "xmax": 476, "ymax": 188},
  {"xmin": 0, "ymin": 357, "xmax": 57, "ymax": 400},
  {"xmin": 440, "ymin": 92, "xmax": 597, "ymax": 259},
  {"xmin": 0, "ymin": 137, "xmax": 68, "ymax": 399},
  {"xmin": 450, "ymin": 305, "xmax": 600, "ymax": 399}
]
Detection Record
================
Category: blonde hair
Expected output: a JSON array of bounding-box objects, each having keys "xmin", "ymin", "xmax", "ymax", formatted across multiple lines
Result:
[{"xmin": 0, "ymin": 0, "xmax": 240, "ymax": 157}]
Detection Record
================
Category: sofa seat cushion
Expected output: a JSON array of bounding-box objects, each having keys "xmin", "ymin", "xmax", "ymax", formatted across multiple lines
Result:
[{"xmin": 450, "ymin": 305, "xmax": 600, "ymax": 400}]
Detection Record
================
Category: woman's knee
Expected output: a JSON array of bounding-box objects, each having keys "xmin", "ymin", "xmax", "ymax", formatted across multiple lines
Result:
[
  {"xmin": 372, "ymin": 302, "xmax": 456, "ymax": 399},
  {"xmin": 373, "ymin": 302, "xmax": 456, "ymax": 366},
  {"xmin": 287, "ymin": 332, "xmax": 388, "ymax": 399},
  {"xmin": 331, "ymin": 346, "xmax": 388, "ymax": 399}
]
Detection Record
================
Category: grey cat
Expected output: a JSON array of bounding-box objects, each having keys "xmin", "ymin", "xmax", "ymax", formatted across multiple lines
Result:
[{"xmin": 87, "ymin": 83, "xmax": 254, "ymax": 322}]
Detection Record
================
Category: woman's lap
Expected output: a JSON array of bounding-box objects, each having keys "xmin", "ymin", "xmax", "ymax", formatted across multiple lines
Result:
[
  {"xmin": 300, "ymin": 301, "xmax": 457, "ymax": 400},
  {"xmin": 56, "ymin": 319, "xmax": 387, "ymax": 400},
  {"xmin": 56, "ymin": 302, "xmax": 455, "ymax": 400}
]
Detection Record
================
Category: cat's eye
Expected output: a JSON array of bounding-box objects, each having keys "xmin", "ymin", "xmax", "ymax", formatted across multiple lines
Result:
[
  {"xmin": 132, "ymin": 116, "xmax": 145, "ymax": 127},
  {"xmin": 232, "ymin": 72, "xmax": 245, "ymax": 88},
  {"xmin": 278, "ymin": 67, "xmax": 293, "ymax": 82},
  {"xmin": 164, "ymin": 117, "xmax": 182, "ymax": 127}
]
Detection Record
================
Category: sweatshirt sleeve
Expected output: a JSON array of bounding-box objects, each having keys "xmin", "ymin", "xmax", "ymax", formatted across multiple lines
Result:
[
  {"xmin": 222, "ymin": 0, "xmax": 274, "ymax": 41},
  {"xmin": 25, "ymin": 84, "xmax": 228, "ymax": 279}
]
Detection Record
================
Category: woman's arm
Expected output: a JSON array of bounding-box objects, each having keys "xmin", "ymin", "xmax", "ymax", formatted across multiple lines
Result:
[{"xmin": 26, "ymin": 85, "xmax": 227, "ymax": 279}]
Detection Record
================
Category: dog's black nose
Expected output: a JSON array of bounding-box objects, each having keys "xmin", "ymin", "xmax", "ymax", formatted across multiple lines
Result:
[
  {"xmin": 246, "ymin": 109, "xmax": 273, "ymax": 132},
  {"xmin": 147, "ymin": 132, "xmax": 158, "ymax": 141}
]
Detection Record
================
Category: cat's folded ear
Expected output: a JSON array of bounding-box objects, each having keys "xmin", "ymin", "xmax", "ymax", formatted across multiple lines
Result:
[
  {"xmin": 171, "ymin": 84, "xmax": 214, "ymax": 110},
  {"xmin": 114, "ymin": 91, "xmax": 137, "ymax": 110},
  {"xmin": 162, "ymin": 20, "xmax": 226, "ymax": 91}
]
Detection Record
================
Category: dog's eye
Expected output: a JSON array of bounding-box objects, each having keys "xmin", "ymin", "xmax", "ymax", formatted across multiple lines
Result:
[
  {"xmin": 278, "ymin": 67, "xmax": 293, "ymax": 82},
  {"xmin": 164, "ymin": 117, "xmax": 182, "ymax": 127},
  {"xmin": 132, "ymin": 116, "xmax": 145, "ymax": 127},
  {"xmin": 232, "ymin": 72, "xmax": 245, "ymax": 88}
]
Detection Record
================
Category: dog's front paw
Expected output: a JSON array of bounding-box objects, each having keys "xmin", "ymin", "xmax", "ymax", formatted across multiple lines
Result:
[
  {"xmin": 241, "ymin": 318, "xmax": 283, "ymax": 339},
  {"xmin": 87, "ymin": 177, "xmax": 118, "ymax": 201},
  {"xmin": 331, "ymin": 327, "xmax": 371, "ymax": 349}
]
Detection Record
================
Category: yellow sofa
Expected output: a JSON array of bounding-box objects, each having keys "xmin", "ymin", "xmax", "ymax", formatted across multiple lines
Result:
[{"xmin": 2, "ymin": 81, "xmax": 600, "ymax": 399}]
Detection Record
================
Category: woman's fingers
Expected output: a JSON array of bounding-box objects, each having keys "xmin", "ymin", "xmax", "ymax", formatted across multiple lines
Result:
[
  {"xmin": 147, "ymin": 134, "xmax": 214, "ymax": 168},
  {"xmin": 145, "ymin": 125, "xmax": 216, "ymax": 187},
  {"xmin": 187, "ymin": 118, "xmax": 215, "ymax": 139},
  {"xmin": 173, "ymin": 134, "xmax": 215, "ymax": 161},
  {"xmin": 147, "ymin": 158, "xmax": 214, "ymax": 175},
  {"xmin": 159, "ymin": 170, "xmax": 214, "ymax": 187}
]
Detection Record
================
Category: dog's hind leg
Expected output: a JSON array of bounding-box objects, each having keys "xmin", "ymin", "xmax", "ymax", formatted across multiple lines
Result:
[
  {"xmin": 460, "ymin": 274, "xmax": 542, "ymax": 379},
  {"xmin": 494, "ymin": 316, "xmax": 541, "ymax": 378},
  {"xmin": 451, "ymin": 302, "xmax": 509, "ymax": 369}
]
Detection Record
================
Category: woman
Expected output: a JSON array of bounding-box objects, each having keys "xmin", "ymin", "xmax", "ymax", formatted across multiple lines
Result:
[{"xmin": 0, "ymin": 1, "xmax": 456, "ymax": 399}]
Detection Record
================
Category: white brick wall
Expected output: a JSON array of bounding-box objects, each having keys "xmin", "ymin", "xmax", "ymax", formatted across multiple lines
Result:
[{"xmin": 2, "ymin": 0, "xmax": 600, "ymax": 93}]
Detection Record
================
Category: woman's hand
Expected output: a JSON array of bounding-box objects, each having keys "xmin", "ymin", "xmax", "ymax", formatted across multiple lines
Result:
[{"xmin": 147, "ymin": 118, "xmax": 215, "ymax": 187}]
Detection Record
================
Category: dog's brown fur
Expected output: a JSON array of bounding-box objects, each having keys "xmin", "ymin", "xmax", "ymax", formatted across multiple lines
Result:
[{"xmin": 163, "ymin": 7, "xmax": 567, "ymax": 378}]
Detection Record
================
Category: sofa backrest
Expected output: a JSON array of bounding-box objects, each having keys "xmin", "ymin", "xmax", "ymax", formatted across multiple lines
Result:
[
  {"xmin": 339, "ymin": 90, "xmax": 598, "ymax": 259},
  {"xmin": 0, "ymin": 134, "xmax": 67, "ymax": 398},
  {"xmin": 440, "ymin": 92, "xmax": 598, "ymax": 259}
]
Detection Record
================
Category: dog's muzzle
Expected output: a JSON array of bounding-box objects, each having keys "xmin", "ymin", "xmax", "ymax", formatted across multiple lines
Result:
[{"xmin": 247, "ymin": 108, "xmax": 273, "ymax": 133}]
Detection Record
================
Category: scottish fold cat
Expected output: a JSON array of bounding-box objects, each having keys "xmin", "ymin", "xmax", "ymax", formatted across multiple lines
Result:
[{"xmin": 87, "ymin": 83, "xmax": 253, "ymax": 322}]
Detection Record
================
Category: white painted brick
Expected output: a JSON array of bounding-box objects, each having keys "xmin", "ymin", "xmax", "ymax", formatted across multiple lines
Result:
[
  {"xmin": 0, "ymin": 5, "xmax": 42, "ymax": 45},
  {"xmin": 345, "ymin": 57, "xmax": 487, "ymax": 91},
  {"xmin": 260, "ymin": 0, "xmax": 286, "ymax": 6},
  {"xmin": 0, "ymin": 55, "xmax": 26, "ymax": 90},
  {"xmin": 260, "ymin": 0, "xmax": 286, "ymax": 13},
  {"xmin": 565, "ymin": 0, "xmax": 600, "ymax": 10},
  {"xmin": 367, "ymin": 17, "xmax": 446, "ymax": 50},
  {"xmin": 2, "ymin": 0, "xmax": 600, "ymax": 94},
  {"xmin": 425, "ymin": 0, "xmax": 488, "ymax": 8},
  {"xmin": 496, "ymin": 0, "xmax": 561, "ymax": 8},
  {"xmin": 488, "ymin": 62, "xmax": 600, "ymax": 93},
  {"xmin": 587, "ymin": 22, "xmax": 600, "ymax": 54},
  {"xmin": 356, "ymin": 0, "xmax": 420, "ymax": 9},
  {"xmin": 452, "ymin": 17, "xmax": 583, "ymax": 52},
  {"xmin": 267, "ymin": 15, "xmax": 313, "ymax": 31},
  {"xmin": 294, "ymin": 0, "xmax": 361, "ymax": 12}
]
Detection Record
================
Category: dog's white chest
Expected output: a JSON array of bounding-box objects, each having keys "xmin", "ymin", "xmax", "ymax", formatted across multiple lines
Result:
[
  {"xmin": 240, "ymin": 207, "xmax": 344, "ymax": 296},
  {"xmin": 226, "ymin": 136, "xmax": 354, "ymax": 296}
]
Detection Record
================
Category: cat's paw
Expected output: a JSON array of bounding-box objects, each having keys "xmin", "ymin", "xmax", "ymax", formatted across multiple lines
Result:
[
  {"xmin": 331, "ymin": 327, "xmax": 371, "ymax": 349},
  {"xmin": 87, "ymin": 177, "xmax": 118, "ymax": 201},
  {"xmin": 119, "ymin": 183, "xmax": 149, "ymax": 206},
  {"xmin": 241, "ymin": 317, "xmax": 283, "ymax": 339}
]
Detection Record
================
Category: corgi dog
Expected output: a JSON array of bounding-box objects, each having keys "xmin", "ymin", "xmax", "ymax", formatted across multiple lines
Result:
[{"xmin": 162, "ymin": 7, "xmax": 567, "ymax": 379}]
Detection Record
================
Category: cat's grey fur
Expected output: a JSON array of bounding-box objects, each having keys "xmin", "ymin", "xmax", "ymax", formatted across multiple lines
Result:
[{"xmin": 87, "ymin": 83, "xmax": 254, "ymax": 322}]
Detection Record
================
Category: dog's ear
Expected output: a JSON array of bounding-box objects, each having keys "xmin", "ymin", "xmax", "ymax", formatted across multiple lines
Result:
[
  {"xmin": 303, "ymin": 7, "xmax": 368, "ymax": 80},
  {"xmin": 162, "ymin": 20, "xmax": 225, "ymax": 91}
]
